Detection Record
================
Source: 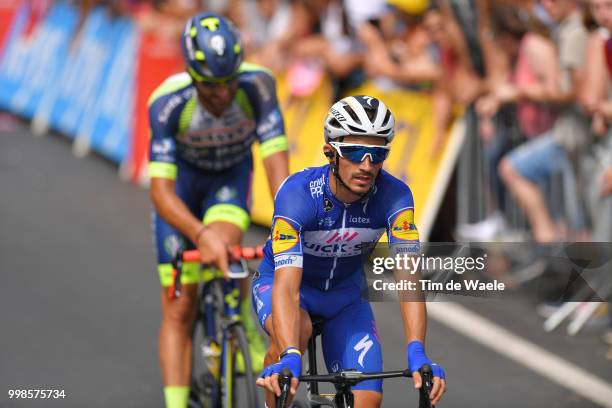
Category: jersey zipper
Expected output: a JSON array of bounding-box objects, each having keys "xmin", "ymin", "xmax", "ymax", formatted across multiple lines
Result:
[{"xmin": 324, "ymin": 204, "xmax": 348, "ymax": 291}]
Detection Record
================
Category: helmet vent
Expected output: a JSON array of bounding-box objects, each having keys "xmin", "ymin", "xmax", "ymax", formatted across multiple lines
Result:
[
  {"xmin": 347, "ymin": 124, "xmax": 365, "ymax": 133},
  {"xmin": 364, "ymin": 106, "xmax": 377, "ymax": 121},
  {"xmin": 382, "ymin": 110, "xmax": 392, "ymax": 126},
  {"xmin": 329, "ymin": 118, "xmax": 342, "ymax": 129},
  {"xmin": 343, "ymin": 104, "xmax": 360, "ymax": 123}
]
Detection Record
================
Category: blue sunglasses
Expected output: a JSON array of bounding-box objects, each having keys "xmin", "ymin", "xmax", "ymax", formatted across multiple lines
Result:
[{"xmin": 329, "ymin": 142, "xmax": 390, "ymax": 164}]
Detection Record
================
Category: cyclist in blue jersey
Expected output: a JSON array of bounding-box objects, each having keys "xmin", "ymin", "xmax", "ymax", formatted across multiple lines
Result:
[
  {"xmin": 253, "ymin": 95, "xmax": 446, "ymax": 407},
  {"xmin": 147, "ymin": 13, "xmax": 289, "ymax": 408}
]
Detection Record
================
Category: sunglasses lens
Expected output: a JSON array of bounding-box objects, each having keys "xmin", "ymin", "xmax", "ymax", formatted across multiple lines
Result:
[{"xmin": 340, "ymin": 146, "xmax": 389, "ymax": 164}]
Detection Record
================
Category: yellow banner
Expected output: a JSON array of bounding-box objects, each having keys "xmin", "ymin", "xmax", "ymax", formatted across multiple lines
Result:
[{"xmin": 251, "ymin": 79, "xmax": 462, "ymax": 242}]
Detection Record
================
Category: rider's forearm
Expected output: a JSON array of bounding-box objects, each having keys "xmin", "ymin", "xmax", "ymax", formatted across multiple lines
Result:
[
  {"xmin": 400, "ymin": 300, "xmax": 427, "ymax": 345},
  {"xmin": 263, "ymin": 150, "xmax": 289, "ymax": 197},
  {"xmin": 394, "ymin": 257, "xmax": 427, "ymax": 344},
  {"xmin": 271, "ymin": 267, "xmax": 302, "ymax": 353},
  {"xmin": 150, "ymin": 178, "xmax": 203, "ymax": 244}
]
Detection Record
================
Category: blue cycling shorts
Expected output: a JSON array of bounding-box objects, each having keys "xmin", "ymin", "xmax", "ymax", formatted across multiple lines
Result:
[
  {"xmin": 153, "ymin": 157, "xmax": 253, "ymax": 286},
  {"xmin": 251, "ymin": 273, "xmax": 383, "ymax": 393}
]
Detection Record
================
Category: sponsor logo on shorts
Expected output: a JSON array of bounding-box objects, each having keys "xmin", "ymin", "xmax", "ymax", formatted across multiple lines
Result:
[
  {"xmin": 272, "ymin": 218, "xmax": 299, "ymax": 253},
  {"xmin": 390, "ymin": 209, "xmax": 419, "ymax": 241},
  {"xmin": 257, "ymin": 284, "xmax": 271, "ymax": 294},
  {"xmin": 163, "ymin": 235, "xmax": 182, "ymax": 257},
  {"xmin": 215, "ymin": 186, "xmax": 237, "ymax": 202},
  {"xmin": 354, "ymin": 334, "xmax": 373, "ymax": 368}
]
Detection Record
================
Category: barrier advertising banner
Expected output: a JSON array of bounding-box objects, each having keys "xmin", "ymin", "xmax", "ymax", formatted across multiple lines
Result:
[{"xmin": 0, "ymin": 1, "xmax": 77, "ymax": 118}]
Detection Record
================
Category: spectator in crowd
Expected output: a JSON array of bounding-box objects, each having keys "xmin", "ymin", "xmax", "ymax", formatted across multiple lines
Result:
[
  {"xmin": 287, "ymin": 0, "xmax": 366, "ymax": 99},
  {"xmin": 458, "ymin": 4, "xmax": 559, "ymax": 240},
  {"xmin": 424, "ymin": 2, "xmax": 483, "ymax": 107},
  {"xmin": 231, "ymin": 0, "xmax": 292, "ymax": 71},
  {"xmin": 498, "ymin": 0, "xmax": 590, "ymax": 243},
  {"xmin": 359, "ymin": 0, "xmax": 453, "ymax": 157},
  {"xmin": 578, "ymin": 0, "xmax": 612, "ymax": 243}
]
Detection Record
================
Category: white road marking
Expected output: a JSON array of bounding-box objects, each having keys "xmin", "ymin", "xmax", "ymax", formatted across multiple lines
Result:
[{"xmin": 428, "ymin": 301, "xmax": 612, "ymax": 408}]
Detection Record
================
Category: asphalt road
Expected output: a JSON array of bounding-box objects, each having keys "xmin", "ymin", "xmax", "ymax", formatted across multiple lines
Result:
[{"xmin": 1, "ymin": 122, "xmax": 610, "ymax": 407}]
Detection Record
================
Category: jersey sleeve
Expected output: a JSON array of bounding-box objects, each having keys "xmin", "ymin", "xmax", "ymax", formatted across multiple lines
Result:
[
  {"xmin": 239, "ymin": 64, "xmax": 288, "ymax": 160},
  {"xmin": 270, "ymin": 174, "xmax": 314, "ymax": 271},
  {"xmin": 147, "ymin": 74, "xmax": 192, "ymax": 180},
  {"xmin": 385, "ymin": 179, "xmax": 420, "ymax": 256}
]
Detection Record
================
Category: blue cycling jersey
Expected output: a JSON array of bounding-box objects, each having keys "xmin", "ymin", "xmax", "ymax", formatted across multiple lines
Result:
[
  {"xmin": 258, "ymin": 165, "xmax": 420, "ymax": 291},
  {"xmin": 147, "ymin": 63, "xmax": 286, "ymax": 175}
]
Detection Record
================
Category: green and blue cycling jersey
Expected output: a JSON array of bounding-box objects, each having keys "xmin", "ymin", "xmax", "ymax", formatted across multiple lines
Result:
[
  {"xmin": 148, "ymin": 63, "xmax": 288, "ymax": 286},
  {"xmin": 147, "ymin": 62, "xmax": 287, "ymax": 176}
]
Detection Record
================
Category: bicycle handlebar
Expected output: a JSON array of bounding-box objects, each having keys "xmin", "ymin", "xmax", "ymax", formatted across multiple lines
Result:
[
  {"xmin": 299, "ymin": 368, "xmax": 411, "ymax": 384},
  {"xmin": 276, "ymin": 366, "xmax": 435, "ymax": 408},
  {"xmin": 170, "ymin": 244, "xmax": 264, "ymax": 299},
  {"xmin": 181, "ymin": 245, "xmax": 265, "ymax": 263}
]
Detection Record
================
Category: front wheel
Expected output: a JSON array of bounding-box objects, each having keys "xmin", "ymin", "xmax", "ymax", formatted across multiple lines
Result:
[{"xmin": 223, "ymin": 323, "xmax": 259, "ymax": 408}]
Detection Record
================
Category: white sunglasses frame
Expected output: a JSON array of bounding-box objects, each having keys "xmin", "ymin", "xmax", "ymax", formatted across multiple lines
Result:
[{"xmin": 328, "ymin": 141, "xmax": 390, "ymax": 163}]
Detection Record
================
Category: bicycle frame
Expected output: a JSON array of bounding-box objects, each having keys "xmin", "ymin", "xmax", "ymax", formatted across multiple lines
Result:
[
  {"xmin": 200, "ymin": 273, "xmax": 242, "ymax": 407},
  {"xmin": 172, "ymin": 245, "xmax": 263, "ymax": 408}
]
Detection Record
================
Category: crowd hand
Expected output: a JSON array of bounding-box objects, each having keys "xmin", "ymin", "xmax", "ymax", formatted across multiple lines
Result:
[
  {"xmin": 293, "ymin": 36, "xmax": 329, "ymax": 59},
  {"xmin": 358, "ymin": 22, "xmax": 384, "ymax": 49},
  {"xmin": 495, "ymin": 82, "xmax": 519, "ymax": 103},
  {"xmin": 592, "ymin": 112, "xmax": 609, "ymax": 137},
  {"xmin": 407, "ymin": 341, "xmax": 446, "ymax": 406},
  {"xmin": 256, "ymin": 351, "xmax": 301, "ymax": 397},
  {"xmin": 600, "ymin": 167, "xmax": 612, "ymax": 197},
  {"xmin": 195, "ymin": 227, "xmax": 230, "ymax": 280},
  {"xmin": 597, "ymin": 100, "xmax": 612, "ymax": 119},
  {"xmin": 364, "ymin": 54, "xmax": 394, "ymax": 78},
  {"xmin": 475, "ymin": 95, "xmax": 499, "ymax": 118}
]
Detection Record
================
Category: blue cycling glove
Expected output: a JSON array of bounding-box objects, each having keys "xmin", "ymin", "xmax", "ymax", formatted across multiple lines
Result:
[
  {"xmin": 407, "ymin": 341, "xmax": 446, "ymax": 379},
  {"xmin": 259, "ymin": 347, "xmax": 302, "ymax": 379}
]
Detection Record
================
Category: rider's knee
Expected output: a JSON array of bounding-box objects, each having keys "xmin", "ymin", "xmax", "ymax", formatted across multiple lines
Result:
[
  {"xmin": 163, "ymin": 292, "xmax": 198, "ymax": 326},
  {"xmin": 353, "ymin": 390, "xmax": 382, "ymax": 408}
]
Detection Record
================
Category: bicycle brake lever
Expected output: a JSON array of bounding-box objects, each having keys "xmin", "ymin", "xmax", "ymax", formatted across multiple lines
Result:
[
  {"xmin": 419, "ymin": 364, "xmax": 434, "ymax": 408},
  {"xmin": 277, "ymin": 368, "xmax": 293, "ymax": 408}
]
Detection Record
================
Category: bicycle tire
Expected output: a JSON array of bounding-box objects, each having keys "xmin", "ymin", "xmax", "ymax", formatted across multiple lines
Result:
[
  {"xmin": 224, "ymin": 323, "xmax": 259, "ymax": 408},
  {"xmin": 191, "ymin": 282, "xmax": 225, "ymax": 408}
]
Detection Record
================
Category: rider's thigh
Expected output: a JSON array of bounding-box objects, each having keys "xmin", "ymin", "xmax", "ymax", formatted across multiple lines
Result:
[
  {"xmin": 320, "ymin": 300, "xmax": 383, "ymax": 392},
  {"xmin": 353, "ymin": 390, "xmax": 382, "ymax": 408},
  {"xmin": 160, "ymin": 283, "xmax": 199, "ymax": 325}
]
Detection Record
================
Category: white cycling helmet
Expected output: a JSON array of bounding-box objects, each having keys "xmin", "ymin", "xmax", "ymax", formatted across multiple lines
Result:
[{"xmin": 324, "ymin": 95, "xmax": 395, "ymax": 144}]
